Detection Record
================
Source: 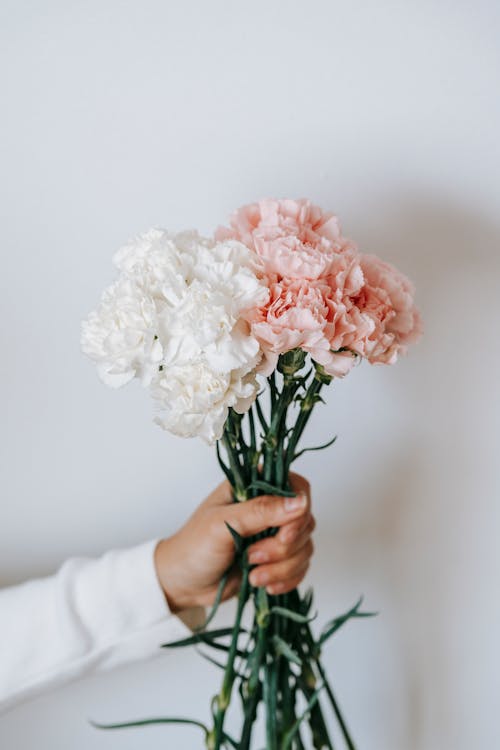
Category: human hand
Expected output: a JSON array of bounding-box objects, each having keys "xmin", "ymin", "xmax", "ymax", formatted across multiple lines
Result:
[{"xmin": 154, "ymin": 472, "xmax": 315, "ymax": 613}]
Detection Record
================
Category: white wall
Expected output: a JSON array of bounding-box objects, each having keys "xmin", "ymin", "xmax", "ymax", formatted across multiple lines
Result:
[{"xmin": 1, "ymin": 1, "xmax": 499, "ymax": 748}]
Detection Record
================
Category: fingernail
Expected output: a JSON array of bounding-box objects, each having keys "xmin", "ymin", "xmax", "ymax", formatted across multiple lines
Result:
[
  {"xmin": 267, "ymin": 584, "xmax": 281, "ymax": 595},
  {"xmin": 248, "ymin": 549, "xmax": 266, "ymax": 564},
  {"xmin": 284, "ymin": 492, "xmax": 307, "ymax": 512},
  {"xmin": 250, "ymin": 570, "xmax": 268, "ymax": 586}
]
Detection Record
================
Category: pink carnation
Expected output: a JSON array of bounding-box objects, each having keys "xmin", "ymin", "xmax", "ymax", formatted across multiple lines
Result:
[
  {"xmin": 249, "ymin": 278, "xmax": 354, "ymax": 377},
  {"xmin": 218, "ymin": 199, "xmax": 422, "ymax": 375},
  {"xmin": 216, "ymin": 198, "xmax": 356, "ymax": 280},
  {"xmin": 355, "ymin": 255, "xmax": 423, "ymax": 364}
]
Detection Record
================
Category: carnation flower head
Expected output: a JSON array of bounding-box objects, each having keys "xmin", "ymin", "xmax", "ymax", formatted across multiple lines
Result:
[
  {"xmin": 81, "ymin": 276, "xmax": 163, "ymax": 388},
  {"xmin": 217, "ymin": 199, "xmax": 421, "ymax": 373},
  {"xmin": 355, "ymin": 255, "xmax": 423, "ymax": 364},
  {"xmin": 216, "ymin": 199, "xmax": 369, "ymax": 373},
  {"xmin": 216, "ymin": 198, "xmax": 356, "ymax": 280},
  {"xmin": 81, "ymin": 229, "xmax": 268, "ymax": 443},
  {"xmin": 151, "ymin": 362, "xmax": 258, "ymax": 444},
  {"xmin": 251, "ymin": 277, "xmax": 358, "ymax": 378}
]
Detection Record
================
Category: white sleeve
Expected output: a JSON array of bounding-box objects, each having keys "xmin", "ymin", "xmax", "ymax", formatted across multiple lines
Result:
[{"xmin": 0, "ymin": 539, "xmax": 205, "ymax": 713}]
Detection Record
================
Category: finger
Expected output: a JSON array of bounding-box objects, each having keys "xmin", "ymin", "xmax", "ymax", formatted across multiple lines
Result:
[
  {"xmin": 248, "ymin": 527, "xmax": 312, "ymax": 565},
  {"xmin": 220, "ymin": 568, "xmax": 242, "ymax": 602},
  {"xmin": 288, "ymin": 472, "xmax": 311, "ymax": 501},
  {"xmin": 266, "ymin": 569, "xmax": 309, "ymax": 595},
  {"xmin": 247, "ymin": 516, "xmax": 315, "ymax": 565},
  {"xmin": 198, "ymin": 567, "xmax": 242, "ymax": 607},
  {"xmin": 201, "ymin": 479, "xmax": 233, "ymax": 509},
  {"xmin": 221, "ymin": 491, "xmax": 309, "ymax": 538},
  {"xmin": 203, "ymin": 471, "xmax": 310, "ymax": 512},
  {"xmin": 249, "ymin": 539, "xmax": 314, "ymax": 588},
  {"xmin": 276, "ymin": 513, "xmax": 315, "ymax": 547}
]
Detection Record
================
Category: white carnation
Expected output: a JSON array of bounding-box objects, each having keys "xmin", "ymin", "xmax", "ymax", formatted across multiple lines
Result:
[
  {"xmin": 81, "ymin": 228, "xmax": 268, "ymax": 443},
  {"xmin": 113, "ymin": 229, "xmax": 204, "ymax": 300},
  {"xmin": 81, "ymin": 277, "xmax": 163, "ymax": 388},
  {"xmin": 151, "ymin": 362, "xmax": 258, "ymax": 445}
]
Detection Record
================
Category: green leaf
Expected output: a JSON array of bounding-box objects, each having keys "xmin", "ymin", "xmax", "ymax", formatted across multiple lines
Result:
[
  {"xmin": 281, "ymin": 684, "xmax": 324, "ymax": 749},
  {"xmin": 293, "ymin": 435, "xmax": 338, "ymax": 461},
  {"xmin": 247, "ymin": 480, "xmax": 296, "ymax": 497},
  {"xmin": 223, "ymin": 732, "xmax": 239, "ymax": 749},
  {"xmin": 301, "ymin": 587, "xmax": 314, "ymax": 615},
  {"xmin": 195, "ymin": 567, "xmax": 230, "ymax": 631},
  {"xmin": 272, "ymin": 635, "xmax": 302, "ymax": 666},
  {"xmin": 195, "ymin": 648, "xmax": 246, "ymax": 679},
  {"xmin": 195, "ymin": 647, "xmax": 226, "ymax": 671},
  {"xmin": 224, "ymin": 521, "xmax": 244, "ymax": 554},
  {"xmin": 91, "ymin": 716, "xmax": 208, "ymax": 734},
  {"xmin": 216, "ymin": 441, "xmax": 234, "ymax": 484},
  {"xmin": 319, "ymin": 596, "xmax": 377, "ymax": 646},
  {"xmin": 255, "ymin": 397, "xmax": 269, "ymax": 432},
  {"xmin": 161, "ymin": 626, "xmax": 244, "ymax": 649},
  {"xmin": 208, "ymin": 640, "xmax": 247, "ymax": 658},
  {"xmin": 270, "ymin": 606, "xmax": 316, "ymax": 624}
]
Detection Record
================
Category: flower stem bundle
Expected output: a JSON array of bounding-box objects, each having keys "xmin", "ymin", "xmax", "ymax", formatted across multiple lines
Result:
[
  {"xmin": 83, "ymin": 199, "xmax": 422, "ymax": 748},
  {"xmin": 201, "ymin": 353, "xmax": 371, "ymax": 750}
]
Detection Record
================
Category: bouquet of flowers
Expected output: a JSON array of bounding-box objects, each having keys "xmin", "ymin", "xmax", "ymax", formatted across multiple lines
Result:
[{"xmin": 82, "ymin": 199, "xmax": 421, "ymax": 749}]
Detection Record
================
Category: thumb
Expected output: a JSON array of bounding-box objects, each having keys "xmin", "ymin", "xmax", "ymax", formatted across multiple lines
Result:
[{"xmin": 221, "ymin": 491, "xmax": 309, "ymax": 538}]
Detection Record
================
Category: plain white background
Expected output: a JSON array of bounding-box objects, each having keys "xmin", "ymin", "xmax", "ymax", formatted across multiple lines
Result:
[{"xmin": 1, "ymin": 1, "xmax": 499, "ymax": 748}]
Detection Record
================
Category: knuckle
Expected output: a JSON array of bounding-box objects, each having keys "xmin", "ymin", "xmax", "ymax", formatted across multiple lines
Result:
[
  {"xmin": 210, "ymin": 515, "xmax": 227, "ymax": 539},
  {"xmin": 278, "ymin": 523, "xmax": 295, "ymax": 546},
  {"xmin": 276, "ymin": 535, "xmax": 292, "ymax": 556},
  {"xmin": 279, "ymin": 540, "xmax": 293, "ymax": 559},
  {"xmin": 253, "ymin": 495, "xmax": 270, "ymax": 524},
  {"xmin": 296, "ymin": 472, "xmax": 311, "ymax": 494}
]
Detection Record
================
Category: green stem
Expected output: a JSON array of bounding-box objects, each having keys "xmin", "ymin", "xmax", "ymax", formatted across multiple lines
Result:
[
  {"xmin": 285, "ymin": 377, "xmax": 323, "ymax": 473},
  {"xmin": 237, "ymin": 588, "xmax": 270, "ymax": 748},
  {"xmin": 288, "ymin": 590, "xmax": 357, "ymax": 750},
  {"xmin": 238, "ymin": 682, "xmax": 261, "ymax": 750},
  {"xmin": 266, "ymin": 375, "xmax": 300, "ymax": 483},
  {"xmin": 212, "ymin": 354, "xmax": 345, "ymax": 750},
  {"xmin": 279, "ymin": 654, "xmax": 294, "ymax": 742},
  {"xmin": 248, "ymin": 407, "xmax": 259, "ymax": 489},
  {"xmin": 315, "ymin": 658, "xmax": 357, "ymax": 750},
  {"xmin": 210, "ymin": 568, "xmax": 250, "ymax": 749},
  {"xmin": 264, "ymin": 657, "xmax": 279, "ymax": 750},
  {"xmin": 222, "ymin": 432, "xmax": 247, "ymax": 501},
  {"xmin": 299, "ymin": 676, "xmax": 334, "ymax": 750},
  {"xmin": 270, "ymin": 371, "xmax": 277, "ymax": 407}
]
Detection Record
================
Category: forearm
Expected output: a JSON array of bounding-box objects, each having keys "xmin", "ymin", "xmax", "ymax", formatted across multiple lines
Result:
[{"xmin": 0, "ymin": 540, "xmax": 204, "ymax": 713}]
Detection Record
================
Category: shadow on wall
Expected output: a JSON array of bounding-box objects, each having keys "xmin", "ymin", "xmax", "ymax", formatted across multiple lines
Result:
[{"xmin": 313, "ymin": 192, "xmax": 500, "ymax": 749}]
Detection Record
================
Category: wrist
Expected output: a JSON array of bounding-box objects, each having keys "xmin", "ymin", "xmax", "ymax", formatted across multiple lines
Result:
[{"xmin": 154, "ymin": 536, "xmax": 195, "ymax": 614}]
